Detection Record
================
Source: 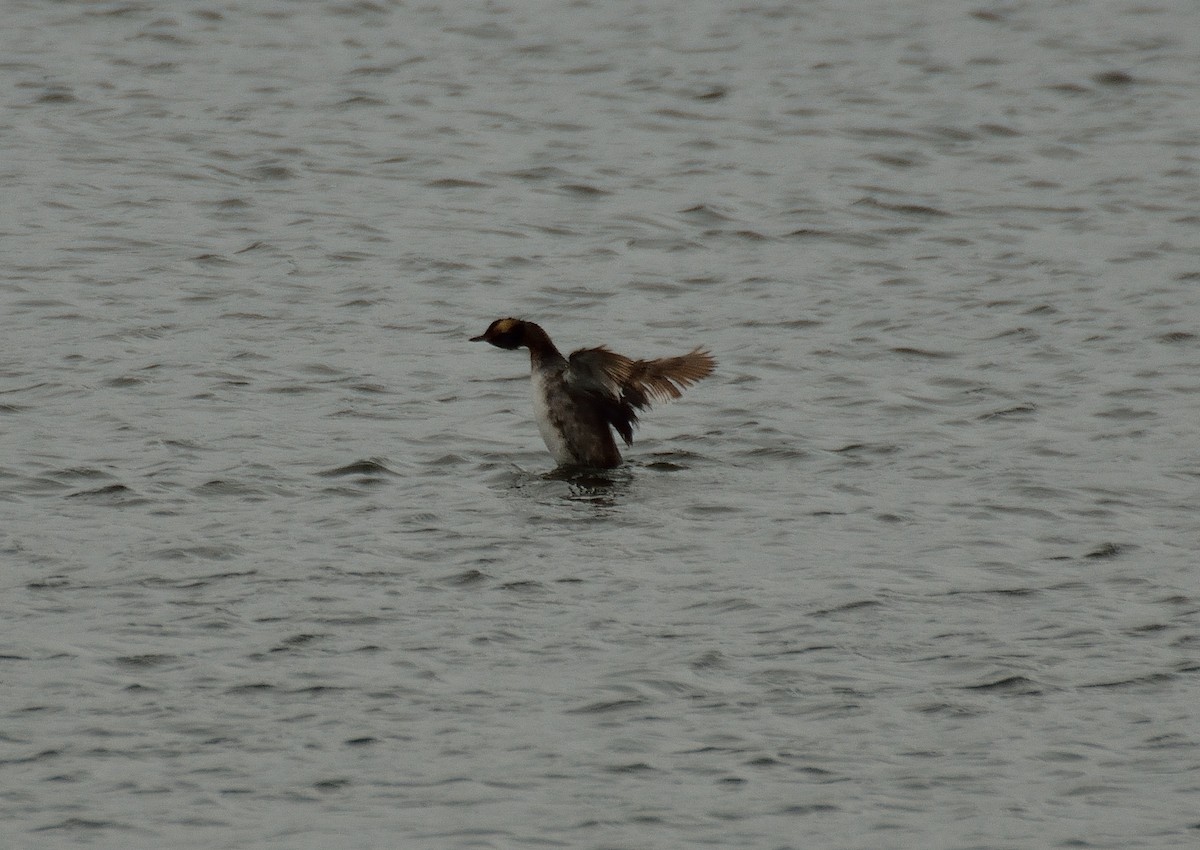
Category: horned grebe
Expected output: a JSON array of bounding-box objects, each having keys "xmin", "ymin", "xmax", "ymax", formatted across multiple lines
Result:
[{"xmin": 471, "ymin": 318, "xmax": 716, "ymax": 468}]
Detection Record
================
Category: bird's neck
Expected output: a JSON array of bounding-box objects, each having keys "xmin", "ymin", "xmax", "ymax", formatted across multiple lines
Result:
[{"xmin": 521, "ymin": 322, "xmax": 564, "ymax": 367}]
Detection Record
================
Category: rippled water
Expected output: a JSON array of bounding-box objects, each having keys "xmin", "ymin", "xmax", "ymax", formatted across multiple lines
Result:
[{"xmin": 3, "ymin": 1, "xmax": 1199, "ymax": 848}]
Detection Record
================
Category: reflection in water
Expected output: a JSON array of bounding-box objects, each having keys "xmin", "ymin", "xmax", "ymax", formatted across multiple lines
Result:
[
  {"xmin": 546, "ymin": 464, "xmax": 631, "ymax": 507},
  {"xmin": 490, "ymin": 462, "xmax": 634, "ymax": 508}
]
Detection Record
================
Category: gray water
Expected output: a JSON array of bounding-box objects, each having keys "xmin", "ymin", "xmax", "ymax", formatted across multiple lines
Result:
[{"xmin": 2, "ymin": 1, "xmax": 1199, "ymax": 848}]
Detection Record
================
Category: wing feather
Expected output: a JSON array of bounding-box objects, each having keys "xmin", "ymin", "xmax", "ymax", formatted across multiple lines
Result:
[
  {"xmin": 625, "ymin": 348, "xmax": 716, "ymax": 406},
  {"xmin": 567, "ymin": 345, "xmax": 716, "ymax": 447},
  {"xmin": 565, "ymin": 347, "xmax": 634, "ymax": 399}
]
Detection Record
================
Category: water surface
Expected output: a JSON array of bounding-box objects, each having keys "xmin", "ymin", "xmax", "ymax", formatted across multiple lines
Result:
[{"xmin": 2, "ymin": 1, "xmax": 1198, "ymax": 848}]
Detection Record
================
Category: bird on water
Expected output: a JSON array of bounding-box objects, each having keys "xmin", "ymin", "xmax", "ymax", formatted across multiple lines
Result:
[{"xmin": 471, "ymin": 318, "xmax": 716, "ymax": 468}]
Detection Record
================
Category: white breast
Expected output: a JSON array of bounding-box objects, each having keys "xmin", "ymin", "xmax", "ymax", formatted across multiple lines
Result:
[{"xmin": 530, "ymin": 368, "xmax": 575, "ymax": 464}]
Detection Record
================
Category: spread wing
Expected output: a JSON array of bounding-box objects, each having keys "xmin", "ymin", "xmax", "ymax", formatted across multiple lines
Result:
[
  {"xmin": 565, "ymin": 346, "xmax": 635, "ymax": 400},
  {"xmin": 623, "ymin": 348, "xmax": 716, "ymax": 407},
  {"xmin": 567, "ymin": 346, "xmax": 716, "ymax": 446}
]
